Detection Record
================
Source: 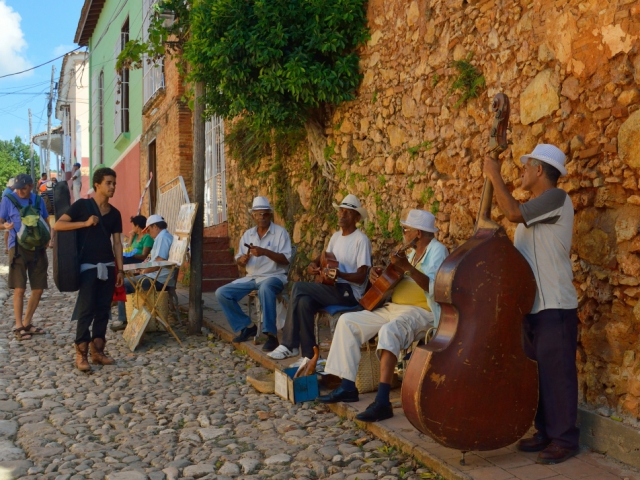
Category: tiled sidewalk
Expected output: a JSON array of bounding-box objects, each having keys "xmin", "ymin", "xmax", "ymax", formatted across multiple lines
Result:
[{"xmin": 181, "ymin": 288, "xmax": 640, "ymax": 480}]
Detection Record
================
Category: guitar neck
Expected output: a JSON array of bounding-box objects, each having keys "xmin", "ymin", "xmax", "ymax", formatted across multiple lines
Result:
[{"xmin": 474, "ymin": 154, "xmax": 501, "ymax": 232}]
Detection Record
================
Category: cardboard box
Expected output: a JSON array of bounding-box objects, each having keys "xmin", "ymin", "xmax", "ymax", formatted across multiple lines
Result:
[{"xmin": 274, "ymin": 367, "xmax": 319, "ymax": 404}]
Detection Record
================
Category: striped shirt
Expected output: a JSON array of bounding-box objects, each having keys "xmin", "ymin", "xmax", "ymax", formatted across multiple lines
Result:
[{"xmin": 515, "ymin": 188, "xmax": 578, "ymax": 314}]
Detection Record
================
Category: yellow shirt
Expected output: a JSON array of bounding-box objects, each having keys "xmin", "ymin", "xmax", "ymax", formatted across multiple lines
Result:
[{"xmin": 391, "ymin": 277, "xmax": 431, "ymax": 311}]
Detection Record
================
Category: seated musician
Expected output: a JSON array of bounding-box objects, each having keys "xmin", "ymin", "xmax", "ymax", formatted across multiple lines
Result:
[
  {"xmin": 215, "ymin": 196, "xmax": 292, "ymax": 352},
  {"xmin": 268, "ymin": 194, "xmax": 372, "ymax": 360},
  {"xmin": 484, "ymin": 144, "xmax": 580, "ymax": 464},
  {"xmin": 318, "ymin": 209, "xmax": 448, "ymax": 422},
  {"xmin": 111, "ymin": 214, "xmax": 174, "ymax": 331}
]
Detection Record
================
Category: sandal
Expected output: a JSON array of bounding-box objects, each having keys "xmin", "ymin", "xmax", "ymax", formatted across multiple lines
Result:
[
  {"xmin": 22, "ymin": 324, "xmax": 45, "ymax": 335},
  {"xmin": 13, "ymin": 328, "xmax": 32, "ymax": 341}
]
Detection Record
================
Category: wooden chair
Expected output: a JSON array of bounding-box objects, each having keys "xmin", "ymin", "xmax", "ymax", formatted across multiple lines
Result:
[
  {"xmin": 122, "ymin": 203, "xmax": 198, "ymax": 351},
  {"xmin": 247, "ymin": 245, "xmax": 297, "ymax": 344}
]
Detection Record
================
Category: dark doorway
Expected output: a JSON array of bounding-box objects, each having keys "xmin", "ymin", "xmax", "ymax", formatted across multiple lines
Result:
[{"xmin": 148, "ymin": 139, "xmax": 157, "ymax": 213}]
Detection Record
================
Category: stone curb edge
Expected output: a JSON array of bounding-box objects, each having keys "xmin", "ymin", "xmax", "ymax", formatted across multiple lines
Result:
[{"xmin": 203, "ymin": 317, "xmax": 472, "ymax": 480}]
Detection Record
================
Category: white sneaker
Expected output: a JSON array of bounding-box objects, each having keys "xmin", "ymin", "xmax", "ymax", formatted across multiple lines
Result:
[{"xmin": 268, "ymin": 345, "xmax": 299, "ymax": 360}]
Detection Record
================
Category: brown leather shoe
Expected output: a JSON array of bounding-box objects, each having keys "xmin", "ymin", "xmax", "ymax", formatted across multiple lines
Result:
[
  {"xmin": 75, "ymin": 343, "xmax": 91, "ymax": 372},
  {"xmin": 517, "ymin": 431, "xmax": 551, "ymax": 452},
  {"xmin": 536, "ymin": 442, "xmax": 580, "ymax": 465},
  {"xmin": 90, "ymin": 338, "xmax": 115, "ymax": 365}
]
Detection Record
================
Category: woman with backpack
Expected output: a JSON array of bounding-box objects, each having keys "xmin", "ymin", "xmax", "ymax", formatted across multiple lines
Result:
[{"xmin": 0, "ymin": 174, "xmax": 51, "ymax": 340}]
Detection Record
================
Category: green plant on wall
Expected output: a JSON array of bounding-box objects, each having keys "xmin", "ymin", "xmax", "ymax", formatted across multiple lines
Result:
[
  {"xmin": 407, "ymin": 141, "xmax": 432, "ymax": 159},
  {"xmin": 448, "ymin": 53, "xmax": 485, "ymax": 108}
]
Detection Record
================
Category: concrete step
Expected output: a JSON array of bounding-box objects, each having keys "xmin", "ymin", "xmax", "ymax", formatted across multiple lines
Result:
[
  {"xmin": 202, "ymin": 278, "xmax": 236, "ymax": 292},
  {"xmin": 203, "ymin": 237, "xmax": 232, "ymax": 250},
  {"xmin": 203, "ymin": 263, "xmax": 239, "ymax": 279},
  {"xmin": 203, "ymin": 250, "xmax": 236, "ymax": 264}
]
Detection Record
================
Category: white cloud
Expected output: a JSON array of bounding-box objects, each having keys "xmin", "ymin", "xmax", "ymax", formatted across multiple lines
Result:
[
  {"xmin": 0, "ymin": 0, "xmax": 31, "ymax": 77},
  {"xmin": 53, "ymin": 44, "xmax": 77, "ymax": 57}
]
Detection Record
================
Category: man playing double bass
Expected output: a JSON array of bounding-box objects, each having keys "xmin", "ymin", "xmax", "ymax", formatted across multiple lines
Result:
[
  {"xmin": 268, "ymin": 194, "xmax": 372, "ymax": 361},
  {"xmin": 319, "ymin": 210, "xmax": 448, "ymax": 422},
  {"xmin": 484, "ymin": 144, "xmax": 580, "ymax": 465}
]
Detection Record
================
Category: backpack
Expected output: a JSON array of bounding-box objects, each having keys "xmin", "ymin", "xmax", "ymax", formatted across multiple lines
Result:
[{"xmin": 6, "ymin": 193, "xmax": 51, "ymax": 251}]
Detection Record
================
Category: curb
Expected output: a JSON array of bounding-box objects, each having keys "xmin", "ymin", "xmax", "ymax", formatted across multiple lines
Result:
[{"xmin": 203, "ymin": 317, "xmax": 471, "ymax": 480}]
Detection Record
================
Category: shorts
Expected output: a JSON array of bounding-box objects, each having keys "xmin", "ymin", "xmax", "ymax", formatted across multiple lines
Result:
[{"xmin": 8, "ymin": 246, "xmax": 49, "ymax": 290}]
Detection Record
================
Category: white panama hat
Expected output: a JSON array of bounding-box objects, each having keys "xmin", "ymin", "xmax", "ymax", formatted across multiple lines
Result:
[
  {"xmin": 249, "ymin": 196, "xmax": 273, "ymax": 213},
  {"xmin": 332, "ymin": 194, "xmax": 368, "ymax": 221},
  {"xmin": 520, "ymin": 144, "xmax": 567, "ymax": 177},
  {"xmin": 401, "ymin": 209, "xmax": 438, "ymax": 233}
]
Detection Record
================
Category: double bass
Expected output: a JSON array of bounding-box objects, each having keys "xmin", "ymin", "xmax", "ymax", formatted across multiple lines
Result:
[{"xmin": 402, "ymin": 94, "xmax": 539, "ymax": 452}]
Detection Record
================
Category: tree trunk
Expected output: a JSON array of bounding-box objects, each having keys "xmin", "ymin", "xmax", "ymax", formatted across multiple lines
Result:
[
  {"xmin": 304, "ymin": 109, "xmax": 334, "ymax": 179},
  {"xmin": 188, "ymin": 81, "xmax": 206, "ymax": 335}
]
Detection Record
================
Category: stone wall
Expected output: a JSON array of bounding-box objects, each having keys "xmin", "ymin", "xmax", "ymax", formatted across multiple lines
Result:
[{"xmin": 224, "ymin": 0, "xmax": 640, "ymax": 422}]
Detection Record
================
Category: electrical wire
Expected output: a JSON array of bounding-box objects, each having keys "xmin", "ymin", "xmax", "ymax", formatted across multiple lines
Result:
[{"xmin": 0, "ymin": 47, "xmax": 83, "ymax": 80}]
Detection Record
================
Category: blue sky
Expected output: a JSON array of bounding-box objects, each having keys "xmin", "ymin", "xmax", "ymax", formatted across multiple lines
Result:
[{"xmin": 0, "ymin": 0, "xmax": 85, "ymax": 146}]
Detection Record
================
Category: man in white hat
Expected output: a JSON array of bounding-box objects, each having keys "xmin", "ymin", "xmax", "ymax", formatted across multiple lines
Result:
[
  {"xmin": 318, "ymin": 209, "xmax": 448, "ymax": 421},
  {"xmin": 215, "ymin": 196, "xmax": 292, "ymax": 352},
  {"xmin": 269, "ymin": 194, "xmax": 372, "ymax": 361},
  {"xmin": 110, "ymin": 214, "xmax": 174, "ymax": 332},
  {"xmin": 484, "ymin": 144, "xmax": 579, "ymax": 465}
]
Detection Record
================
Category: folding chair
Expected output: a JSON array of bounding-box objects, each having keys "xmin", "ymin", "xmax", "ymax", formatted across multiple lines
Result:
[
  {"xmin": 122, "ymin": 203, "xmax": 198, "ymax": 349},
  {"xmin": 247, "ymin": 245, "xmax": 297, "ymax": 344}
]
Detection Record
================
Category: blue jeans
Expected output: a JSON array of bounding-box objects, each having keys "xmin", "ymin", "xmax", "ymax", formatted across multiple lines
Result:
[
  {"xmin": 117, "ymin": 276, "xmax": 166, "ymax": 321},
  {"xmin": 215, "ymin": 277, "xmax": 284, "ymax": 335}
]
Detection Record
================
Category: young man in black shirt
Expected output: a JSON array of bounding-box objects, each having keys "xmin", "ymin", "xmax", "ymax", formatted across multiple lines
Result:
[{"xmin": 55, "ymin": 168, "xmax": 124, "ymax": 371}]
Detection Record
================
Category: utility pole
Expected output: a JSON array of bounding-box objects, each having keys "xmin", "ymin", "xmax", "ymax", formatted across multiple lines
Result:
[
  {"xmin": 188, "ymin": 80, "xmax": 205, "ymax": 335},
  {"xmin": 46, "ymin": 65, "xmax": 55, "ymax": 179},
  {"xmin": 28, "ymin": 109, "xmax": 34, "ymax": 179}
]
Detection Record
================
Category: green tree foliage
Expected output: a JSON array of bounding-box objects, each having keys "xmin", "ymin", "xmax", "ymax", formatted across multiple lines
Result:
[
  {"xmin": 0, "ymin": 137, "xmax": 39, "ymax": 188},
  {"xmin": 118, "ymin": 0, "xmax": 369, "ymax": 129}
]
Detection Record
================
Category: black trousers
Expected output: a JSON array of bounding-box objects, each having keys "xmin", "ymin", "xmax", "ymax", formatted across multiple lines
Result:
[
  {"xmin": 75, "ymin": 267, "xmax": 115, "ymax": 344},
  {"xmin": 523, "ymin": 308, "xmax": 580, "ymax": 449},
  {"xmin": 281, "ymin": 281, "xmax": 359, "ymax": 358}
]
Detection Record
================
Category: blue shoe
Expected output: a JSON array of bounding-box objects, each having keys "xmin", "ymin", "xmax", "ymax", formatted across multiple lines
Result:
[
  {"xmin": 317, "ymin": 386, "xmax": 359, "ymax": 404},
  {"xmin": 355, "ymin": 401, "xmax": 393, "ymax": 422}
]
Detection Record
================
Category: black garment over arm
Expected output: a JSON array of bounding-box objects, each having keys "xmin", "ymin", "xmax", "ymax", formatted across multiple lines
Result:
[{"xmin": 65, "ymin": 199, "xmax": 123, "ymax": 264}]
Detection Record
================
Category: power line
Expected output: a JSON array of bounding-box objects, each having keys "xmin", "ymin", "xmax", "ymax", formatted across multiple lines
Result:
[{"xmin": 0, "ymin": 47, "xmax": 84, "ymax": 80}]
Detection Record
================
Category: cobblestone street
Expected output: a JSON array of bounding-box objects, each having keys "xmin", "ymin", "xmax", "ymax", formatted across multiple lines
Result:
[{"xmin": 0, "ymin": 250, "xmax": 439, "ymax": 480}]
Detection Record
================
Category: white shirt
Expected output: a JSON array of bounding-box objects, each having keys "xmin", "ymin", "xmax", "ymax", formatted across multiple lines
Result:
[
  {"xmin": 72, "ymin": 169, "xmax": 82, "ymax": 187},
  {"xmin": 515, "ymin": 188, "xmax": 578, "ymax": 314},
  {"xmin": 326, "ymin": 229, "xmax": 372, "ymax": 300},
  {"xmin": 234, "ymin": 222, "xmax": 292, "ymax": 285}
]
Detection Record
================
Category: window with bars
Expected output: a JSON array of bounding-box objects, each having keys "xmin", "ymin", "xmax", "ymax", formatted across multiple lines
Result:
[
  {"xmin": 204, "ymin": 116, "xmax": 227, "ymax": 227},
  {"xmin": 143, "ymin": 0, "xmax": 165, "ymax": 105},
  {"xmin": 114, "ymin": 18, "xmax": 130, "ymax": 140}
]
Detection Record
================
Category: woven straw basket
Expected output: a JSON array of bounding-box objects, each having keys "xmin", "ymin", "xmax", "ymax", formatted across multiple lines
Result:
[
  {"xmin": 356, "ymin": 341, "xmax": 380, "ymax": 393},
  {"xmin": 125, "ymin": 291, "xmax": 169, "ymax": 332}
]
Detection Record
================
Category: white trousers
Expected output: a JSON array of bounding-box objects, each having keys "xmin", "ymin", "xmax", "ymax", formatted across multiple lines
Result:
[
  {"xmin": 73, "ymin": 184, "xmax": 81, "ymax": 203},
  {"xmin": 324, "ymin": 303, "xmax": 434, "ymax": 382}
]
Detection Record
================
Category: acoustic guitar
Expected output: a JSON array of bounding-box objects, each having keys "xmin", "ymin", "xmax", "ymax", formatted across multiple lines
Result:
[
  {"xmin": 315, "ymin": 251, "xmax": 339, "ymax": 286},
  {"xmin": 359, "ymin": 238, "xmax": 417, "ymax": 311}
]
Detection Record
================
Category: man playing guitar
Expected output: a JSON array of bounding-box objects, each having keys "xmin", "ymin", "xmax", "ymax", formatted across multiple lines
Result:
[
  {"xmin": 269, "ymin": 194, "xmax": 372, "ymax": 361},
  {"xmin": 318, "ymin": 209, "xmax": 448, "ymax": 422}
]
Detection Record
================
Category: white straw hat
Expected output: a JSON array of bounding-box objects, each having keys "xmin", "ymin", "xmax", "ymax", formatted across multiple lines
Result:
[
  {"xmin": 332, "ymin": 194, "xmax": 368, "ymax": 221},
  {"xmin": 249, "ymin": 196, "xmax": 273, "ymax": 213},
  {"xmin": 401, "ymin": 209, "xmax": 438, "ymax": 233},
  {"xmin": 520, "ymin": 144, "xmax": 567, "ymax": 177}
]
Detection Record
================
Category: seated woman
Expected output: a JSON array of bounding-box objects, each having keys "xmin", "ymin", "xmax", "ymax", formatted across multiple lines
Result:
[
  {"xmin": 123, "ymin": 215, "xmax": 154, "ymax": 264},
  {"xmin": 111, "ymin": 215, "xmax": 154, "ymax": 331}
]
